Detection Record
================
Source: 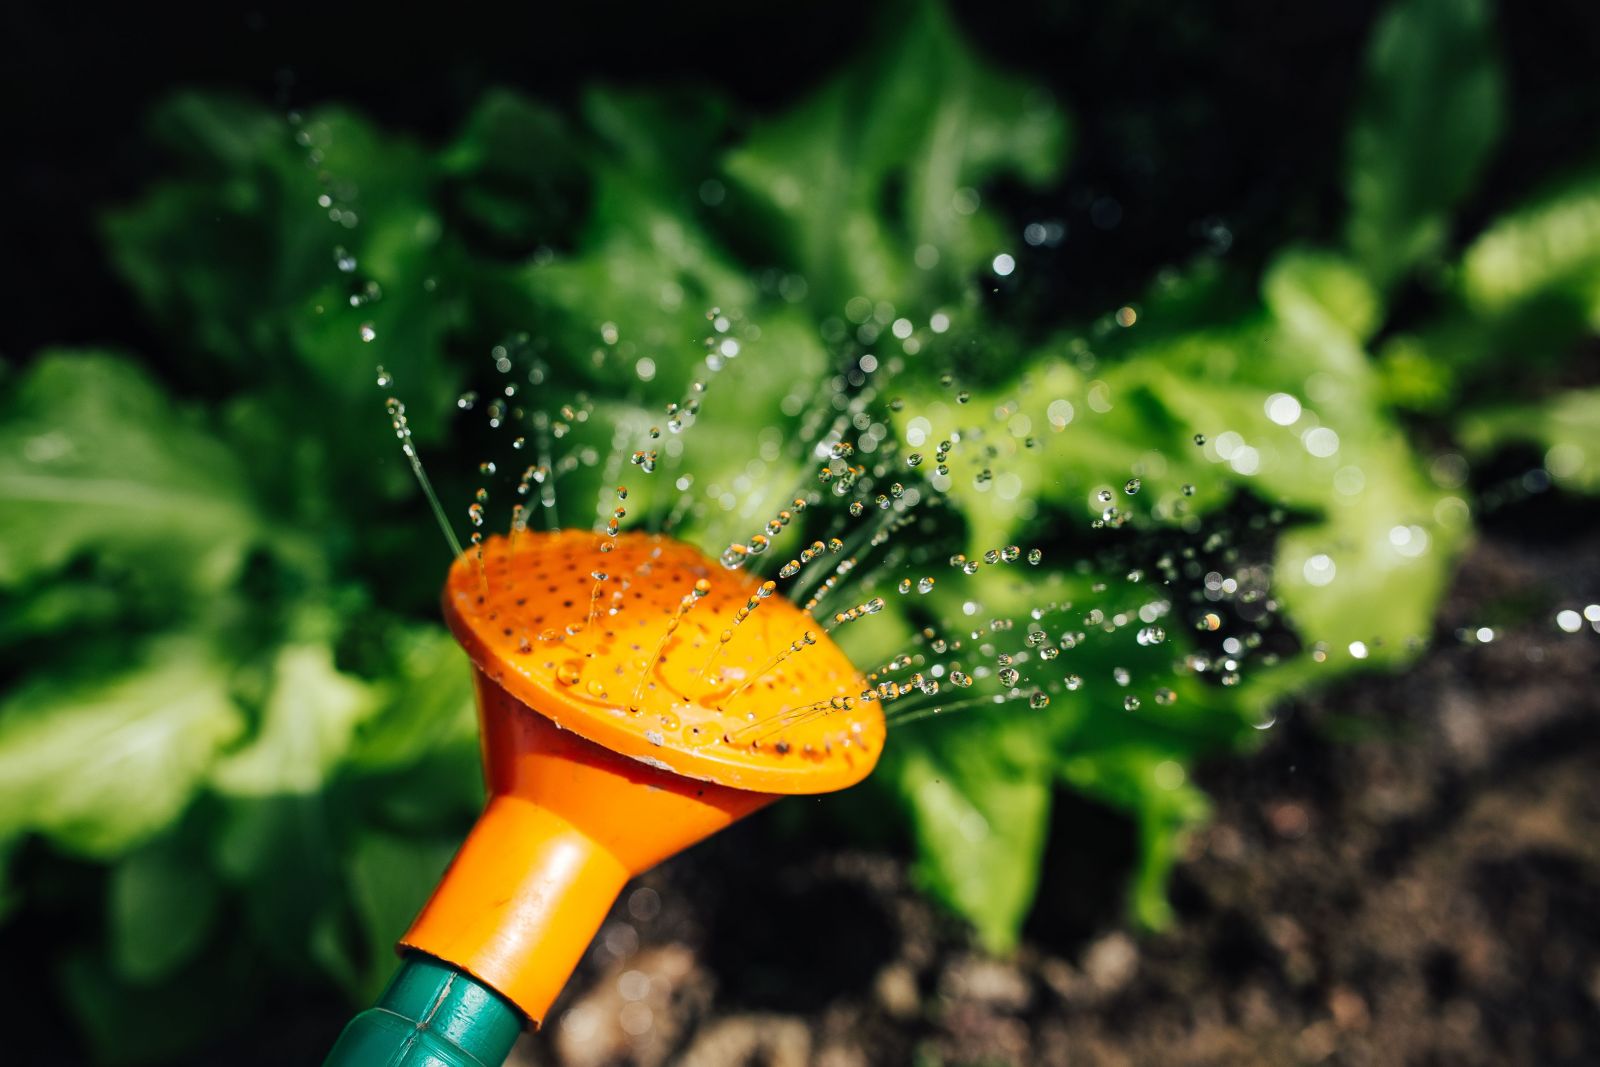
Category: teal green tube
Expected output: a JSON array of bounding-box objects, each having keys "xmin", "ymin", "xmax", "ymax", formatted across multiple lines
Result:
[{"xmin": 323, "ymin": 953, "xmax": 524, "ymax": 1067}]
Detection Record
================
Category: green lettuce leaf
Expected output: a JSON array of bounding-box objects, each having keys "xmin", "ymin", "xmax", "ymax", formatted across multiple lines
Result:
[
  {"xmin": 724, "ymin": 0, "xmax": 1068, "ymax": 314},
  {"xmin": 211, "ymin": 643, "xmax": 380, "ymax": 796},
  {"xmin": 0, "ymin": 352, "xmax": 259, "ymax": 590},
  {"xmin": 895, "ymin": 710, "xmax": 1054, "ymax": 954},
  {"xmin": 0, "ymin": 640, "xmax": 243, "ymax": 857},
  {"xmin": 1458, "ymin": 387, "xmax": 1600, "ymax": 493},
  {"xmin": 1344, "ymin": 0, "xmax": 1503, "ymax": 286},
  {"xmin": 1460, "ymin": 168, "xmax": 1600, "ymax": 326},
  {"xmin": 108, "ymin": 830, "xmax": 221, "ymax": 984}
]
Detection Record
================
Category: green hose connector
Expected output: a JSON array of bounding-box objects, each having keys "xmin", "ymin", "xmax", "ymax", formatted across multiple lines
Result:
[{"xmin": 323, "ymin": 953, "xmax": 524, "ymax": 1067}]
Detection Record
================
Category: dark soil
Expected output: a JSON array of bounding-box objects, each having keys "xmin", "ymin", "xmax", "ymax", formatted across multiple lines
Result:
[{"xmin": 509, "ymin": 518, "xmax": 1600, "ymax": 1067}]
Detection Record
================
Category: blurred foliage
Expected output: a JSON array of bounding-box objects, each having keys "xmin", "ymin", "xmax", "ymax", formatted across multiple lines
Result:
[{"xmin": 0, "ymin": 0, "xmax": 1597, "ymax": 1058}]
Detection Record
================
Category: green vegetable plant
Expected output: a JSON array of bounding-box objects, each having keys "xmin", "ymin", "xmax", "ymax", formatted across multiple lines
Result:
[{"xmin": 1, "ymin": 0, "xmax": 1596, "ymax": 1059}]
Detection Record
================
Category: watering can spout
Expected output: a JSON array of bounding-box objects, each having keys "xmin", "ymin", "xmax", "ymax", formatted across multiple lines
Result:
[
  {"xmin": 326, "ymin": 531, "xmax": 881, "ymax": 1067},
  {"xmin": 399, "ymin": 671, "xmax": 777, "ymax": 1022},
  {"xmin": 325, "ymin": 672, "xmax": 778, "ymax": 1066}
]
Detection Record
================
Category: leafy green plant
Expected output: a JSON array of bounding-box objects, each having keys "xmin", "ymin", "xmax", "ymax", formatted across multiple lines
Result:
[{"xmin": 1, "ymin": 0, "xmax": 1596, "ymax": 1059}]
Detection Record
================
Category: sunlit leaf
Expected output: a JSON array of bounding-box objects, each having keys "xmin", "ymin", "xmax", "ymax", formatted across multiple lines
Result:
[
  {"xmin": 1460, "ymin": 169, "xmax": 1600, "ymax": 324},
  {"xmin": 1458, "ymin": 387, "xmax": 1600, "ymax": 493},
  {"xmin": 211, "ymin": 643, "xmax": 380, "ymax": 796},
  {"xmin": 893, "ymin": 710, "xmax": 1053, "ymax": 953},
  {"xmin": 0, "ymin": 641, "xmax": 243, "ymax": 857}
]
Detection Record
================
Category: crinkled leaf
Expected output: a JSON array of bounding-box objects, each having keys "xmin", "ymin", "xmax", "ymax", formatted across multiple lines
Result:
[
  {"xmin": 523, "ymin": 310, "xmax": 832, "ymax": 544},
  {"xmin": 724, "ymin": 0, "xmax": 1067, "ymax": 313},
  {"xmin": 516, "ymin": 170, "xmax": 758, "ymax": 392},
  {"xmin": 897, "ymin": 250, "xmax": 1463, "ymax": 666},
  {"xmin": 105, "ymin": 96, "xmax": 466, "ymax": 432},
  {"xmin": 211, "ymin": 643, "xmax": 379, "ymax": 796},
  {"xmin": 0, "ymin": 641, "xmax": 243, "ymax": 857},
  {"xmin": 1345, "ymin": 0, "xmax": 1503, "ymax": 286},
  {"xmin": 0, "ymin": 352, "xmax": 258, "ymax": 590}
]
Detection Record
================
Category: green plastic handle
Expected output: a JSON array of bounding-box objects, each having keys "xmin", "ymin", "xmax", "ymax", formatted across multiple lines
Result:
[{"xmin": 323, "ymin": 953, "xmax": 524, "ymax": 1067}]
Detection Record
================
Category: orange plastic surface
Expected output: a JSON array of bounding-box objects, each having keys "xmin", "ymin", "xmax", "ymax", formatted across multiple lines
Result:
[
  {"xmin": 404, "ymin": 531, "xmax": 883, "ymax": 1026},
  {"xmin": 441, "ymin": 529, "xmax": 883, "ymax": 793},
  {"xmin": 401, "ymin": 674, "xmax": 774, "ymax": 1024}
]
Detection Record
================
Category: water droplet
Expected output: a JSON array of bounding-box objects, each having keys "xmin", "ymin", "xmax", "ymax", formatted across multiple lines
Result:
[
  {"xmin": 1124, "ymin": 478, "xmax": 1141, "ymax": 495},
  {"xmin": 1193, "ymin": 434, "xmax": 1206, "ymax": 446},
  {"xmin": 359, "ymin": 323, "xmax": 377, "ymax": 343},
  {"xmin": 1123, "ymin": 695, "xmax": 1141, "ymax": 711},
  {"xmin": 1029, "ymin": 691, "xmax": 1051, "ymax": 709},
  {"xmin": 1136, "ymin": 625, "xmax": 1166, "ymax": 646},
  {"xmin": 1027, "ymin": 548, "xmax": 1043, "ymax": 565}
]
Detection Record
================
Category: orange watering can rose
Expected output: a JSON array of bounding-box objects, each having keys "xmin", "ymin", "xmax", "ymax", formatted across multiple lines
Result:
[
  {"xmin": 442, "ymin": 528, "xmax": 883, "ymax": 794},
  {"xmin": 326, "ymin": 530, "xmax": 881, "ymax": 1066}
]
